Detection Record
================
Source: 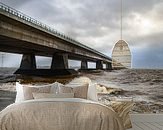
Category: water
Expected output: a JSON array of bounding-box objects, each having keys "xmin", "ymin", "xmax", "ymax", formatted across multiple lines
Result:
[
  {"xmin": 0, "ymin": 68, "xmax": 163, "ymax": 113},
  {"xmin": 84, "ymin": 69, "xmax": 163, "ymax": 113},
  {"xmin": 0, "ymin": 67, "xmax": 17, "ymax": 83},
  {"xmin": 84, "ymin": 69, "xmax": 163, "ymax": 103}
]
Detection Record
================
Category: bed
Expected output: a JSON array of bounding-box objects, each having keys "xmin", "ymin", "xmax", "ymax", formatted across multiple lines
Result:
[
  {"xmin": 0, "ymin": 98, "xmax": 125, "ymax": 130},
  {"xmin": 0, "ymin": 77, "xmax": 127, "ymax": 130}
]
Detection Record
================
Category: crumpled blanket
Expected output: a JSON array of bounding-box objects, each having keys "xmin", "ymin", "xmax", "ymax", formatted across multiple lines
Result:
[{"xmin": 111, "ymin": 101, "xmax": 135, "ymax": 129}]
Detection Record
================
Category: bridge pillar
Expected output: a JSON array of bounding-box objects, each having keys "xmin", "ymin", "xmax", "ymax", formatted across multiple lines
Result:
[
  {"xmin": 20, "ymin": 54, "xmax": 36, "ymax": 70},
  {"xmin": 96, "ymin": 60, "xmax": 103, "ymax": 69},
  {"xmin": 81, "ymin": 60, "xmax": 88, "ymax": 69},
  {"xmin": 106, "ymin": 62, "xmax": 112, "ymax": 70},
  {"xmin": 51, "ymin": 53, "xmax": 68, "ymax": 69}
]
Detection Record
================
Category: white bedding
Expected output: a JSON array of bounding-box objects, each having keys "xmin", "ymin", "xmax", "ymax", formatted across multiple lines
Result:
[{"xmin": 0, "ymin": 98, "xmax": 125, "ymax": 130}]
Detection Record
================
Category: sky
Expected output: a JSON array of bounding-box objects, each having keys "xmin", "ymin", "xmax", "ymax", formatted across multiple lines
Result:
[{"xmin": 0, "ymin": 0, "xmax": 163, "ymax": 69}]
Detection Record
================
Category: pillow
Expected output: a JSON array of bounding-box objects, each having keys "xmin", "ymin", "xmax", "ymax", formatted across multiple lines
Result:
[
  {"xmin": 59, "ymin": 84, "xmax": 89, "ymax": 99},
  {"xmin": 23, "ymin": 85, "xmax": 51, "ymax": 100},
  {"xmin": 65, "ymin": 83, "xmax": 86, "ymax": 88},
  {"xmin": 15, "ymin": 82, "xmax": 52, "ymax": 103},
  {"xmin": 66, "ymin": 80, "xmax": 98, "ymax": 101},
  {"xmin": 59, "ymin": 86, "xmax": 72, "ymax": 93},
  {"xmin": 32, "ymin": 93, "xmax": 74, "ymax": 99},
  {"xmin": 15, "ymin": 82, "xmax": 25, "ymax": 103},
  {"xmin": 87, "ymin": 83, "xmax": 98, "ymax": 101},
  {"xmin": 50, "ymin": 82, "xmax": 64, "ymax": 94}
]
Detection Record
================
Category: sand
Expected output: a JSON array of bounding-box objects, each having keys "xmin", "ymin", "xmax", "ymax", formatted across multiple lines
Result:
[{"xmin": 0, "ymin": 68, "xmax": 163, "ymax": 113}]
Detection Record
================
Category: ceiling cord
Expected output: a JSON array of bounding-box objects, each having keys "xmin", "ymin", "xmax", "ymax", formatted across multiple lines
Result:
[{"xmin": 120, "ymin": 0, "xmax": 123, "ymax": 40}]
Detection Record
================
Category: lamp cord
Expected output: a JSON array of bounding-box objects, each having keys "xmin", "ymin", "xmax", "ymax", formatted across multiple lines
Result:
[{"xmin": 120, "ymin": 0, "xmax": 123, "ymax": 40}]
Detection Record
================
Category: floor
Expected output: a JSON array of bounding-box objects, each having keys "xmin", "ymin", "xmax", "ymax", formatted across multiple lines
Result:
[{"xmin": 128, "ymin": 114, "xmax": 163, "ymax": 130}]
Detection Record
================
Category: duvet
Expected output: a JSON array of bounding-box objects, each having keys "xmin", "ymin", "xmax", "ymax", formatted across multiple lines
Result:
[{"xmin": 0, "ymin": 98, "xmax": 125, "ymax": 130}]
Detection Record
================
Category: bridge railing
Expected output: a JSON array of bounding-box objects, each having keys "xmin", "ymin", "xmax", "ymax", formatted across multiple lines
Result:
[
  {"xmin": 0, "ymin": 2, "xmax": 74, "ymax": 42},
  {"xmin": 0, "ymin": 2, "xmax": 111, "ymax": 60}
]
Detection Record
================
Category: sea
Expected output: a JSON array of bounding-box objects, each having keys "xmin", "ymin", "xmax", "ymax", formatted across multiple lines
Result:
[{"xmin": 0, "ymin": 68, "xmax": 163, "ymax": 113}]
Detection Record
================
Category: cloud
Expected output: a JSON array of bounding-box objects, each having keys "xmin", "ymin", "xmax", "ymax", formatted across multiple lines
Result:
[
  {"xmin": 2, "ymin": 0, "xmax": 30, "ymax": 7},
  {"xmin": 1, "ymin": 0, "xmax": 163, "ymax": 68},
  {"xmin": 132, "ymin": 46, "xmax": 163, "ymax": 69}
]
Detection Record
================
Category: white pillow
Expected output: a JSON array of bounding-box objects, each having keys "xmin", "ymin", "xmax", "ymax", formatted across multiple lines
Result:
[
  {"xmin": 65, "ymin": 83, "xmax": 87, "ymax": 88},
  {"xmin": 15, "ymin": 82, "xmax": 57, "ymax": 103},
  {"xmin": 32, "ymin": 93, "xmax": 74, "ymax": 99},
  {"xmin": 59, "ymin": 84, "xmax": 89, "ymax": 99},
  {"xmin": 65, "ymin": 77, "xmax": 98, "ymax": 101},
  {"xmin": 15, "ymin": 82, "xmax": 25, "ymax": 103},
  {"xmin": 50, "ymin": 82, "xmax": 64, "ymax": 94},
  {"xmin": 87, "ymin": 83, "xmax": 98, "ymax": 101}
]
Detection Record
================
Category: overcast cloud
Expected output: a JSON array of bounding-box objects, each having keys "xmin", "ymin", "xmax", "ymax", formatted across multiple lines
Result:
[{"xmin": 0, "ymin": 0, "xmax": 163, "ymax": 69}]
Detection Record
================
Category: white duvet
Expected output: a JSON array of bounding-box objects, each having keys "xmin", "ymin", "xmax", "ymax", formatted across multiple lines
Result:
[{"xmin": 0, "ymin": 98, "xmax": 125, "ymax": 130}]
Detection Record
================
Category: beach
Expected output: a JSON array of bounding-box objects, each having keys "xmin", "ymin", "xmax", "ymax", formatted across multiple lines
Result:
[{"xmin": 0, "ymin": 68, "xmax": 163, "ymax": 113}]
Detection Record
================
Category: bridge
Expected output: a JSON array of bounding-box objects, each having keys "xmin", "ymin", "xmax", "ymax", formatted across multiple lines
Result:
[{"xmin": 0, "ymin": 2, "xmax": 112, "ymax": 76}]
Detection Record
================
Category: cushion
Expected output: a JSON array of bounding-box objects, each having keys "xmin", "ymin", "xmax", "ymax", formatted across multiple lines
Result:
[
  {"xmin": 23, "ymin": 85, "xmax": 51, "ymax": 100},
  {"xmin": 59, "ymin": 86, "xmax": 72, "ymax": 93},
  {"xmin": 15, "ymin": 82, "xmax": 25, "ymax": 103},
  {"xmin": 87, "ymin": 83, "xmax": 98, "ymax": 101},
  {"xmin": 15, "ymin": 82, "xmax": 53, "ymax": 103},
  {"xmin": 65, "ymin": 77, "xmax": 98, "ymax": 101},
  {"xmin": 50, "ymin": 82, "xmax": 64, "ymax": 94},
  {"xmin": 33, "ymin": 93, "xmax": 74, "ymax": 99},
  {"xmin": 59, "ymin": 84, "xmax": 89, "ymax": 99},
  {"xmin": 65, "ymin": 83, "xmax": 86, "ymax": 88}
]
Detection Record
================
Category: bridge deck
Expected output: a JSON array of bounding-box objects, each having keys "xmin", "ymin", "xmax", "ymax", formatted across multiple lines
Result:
[{"xmin": 0, "ymin": 2, "xmax": 111, "ymax": 62}]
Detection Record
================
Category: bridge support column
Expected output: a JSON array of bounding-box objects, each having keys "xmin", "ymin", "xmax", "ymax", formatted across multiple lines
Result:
[
  {"xmin": 20, "ymin": 54, "xmax": 36, "ymax": 70},
  {"xmin": 81, "ymin": 60, "xmax": 88, "ymax": 69},
  {"xmin": 106, "ymin": 62, "xmax": 112, "ymax": 70},
  {"xmin": 51, "ymin": 53, "xmax": 68, "ymax": 69},
  {"xmin": 96, "ymin": 60, "xmax": 103, "ymax": 69}
]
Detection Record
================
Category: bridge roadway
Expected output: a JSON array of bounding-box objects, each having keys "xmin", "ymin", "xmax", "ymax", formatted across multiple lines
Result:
[{"xmin": 0, "ymin": 3, "xmax": 112, "ymax": 76}]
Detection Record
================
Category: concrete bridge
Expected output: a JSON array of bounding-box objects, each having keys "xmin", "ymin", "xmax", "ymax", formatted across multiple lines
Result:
[{"xmin": 0, "ymin": 2, "xmax": 112, "ymax": 76}]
